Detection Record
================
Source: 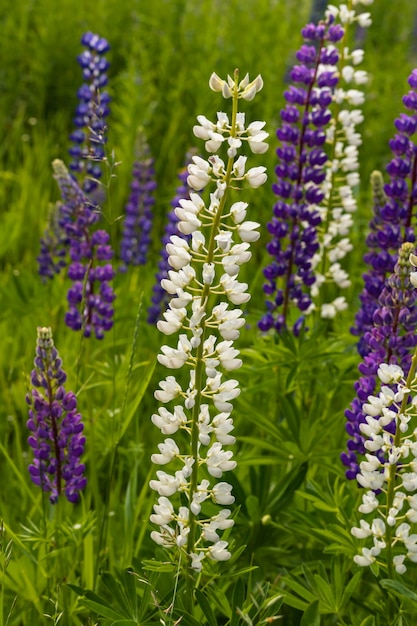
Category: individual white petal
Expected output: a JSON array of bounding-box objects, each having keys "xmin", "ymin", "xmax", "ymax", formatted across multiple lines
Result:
[
  {"xmin": 351, "ymin": 520, "xmax": 372, "ymax": 538},
  {"xmin": 209, "ymin": 72, "xmax": 225, "ymax": 92},
  {"xmin": 237, "ymin": 220, "xmax": 260, "ymax": 242},
  {"xmin": 245, "ymin": 166, "xmax": 267, "ymax": 188},
  {"xmin": 154, "ymin": 376, "xmax": 182, "ymax": 403},
  {"xmin": 393, "ymin": 555, "xmax": 407, "ymax": 575},
  {"xmin": 212, "ymin": 481, "xmax": 235, "ymax": 504},
  {"xmin": 208, "ymin": 540, "xmax": 231, "ymax": 561}
]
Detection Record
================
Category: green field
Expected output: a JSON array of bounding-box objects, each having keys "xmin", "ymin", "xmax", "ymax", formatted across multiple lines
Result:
[{"xmin": 1, "ymin": 0, "xmax": 417, "ymax": 624}]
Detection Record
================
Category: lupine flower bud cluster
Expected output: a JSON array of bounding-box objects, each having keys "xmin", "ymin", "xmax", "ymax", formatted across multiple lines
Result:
[
  {"xmin": 149, "ymin": 70, "xmax": 267, "ymax": 570},
  {"xmin": 68, "ymin": 32, "xmax": 111, "ymax": 194},
  {"xmin": 53, "ymin": 160, "xmax": 115, "ymax": 339},
  {"xmin": 342, "ymin": 243, "xmax": 417, "ymax": 480},
  {"xmin": 352, "ymin": 70, "xmax": 417, "ymax": 352},
  {"xmin": 259, "ymin": 2, "xmax": 372, "ymax": 334},
  {"xmin": 120, "ymin": 135, "xmax": 157, "ymax": 269},
  {"xmin": 26, "ymin": 327, "xmax": 86, "ymax": 504},
  {"xmin": 148, "ymin": 157, "xmax": 193, "ymax": 324},
  {"xmin": 351, "ymin": 355, "xmax": 417, "ymax": 575}
]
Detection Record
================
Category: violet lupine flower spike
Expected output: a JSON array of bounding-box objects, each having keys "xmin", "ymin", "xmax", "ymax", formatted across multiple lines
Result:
[
  {"xmin": 149, "ymin": 70, "xmax": 267, "ymax": 571},
  {"xmin": 69, "ymin": 32, "xmax": 111, "ymax": 194},
  {"xmin": 260, "ymin": 2, "xmax": 373, "ymax": 334},
  {"xmin": 148, "ymin": 153, "xmax": 195, "ymax": 324},
  {"xmin": 351, "ymin": 347, "xmax": 417, "ymax": 576},
  {"xmin": 26, "ymin": 327, "xmax": 86, "ymax": 503},
  {"xmin": 53, "ymin": 160, "xmax": 115, "ymax": 339},
  {"xmin": 120, "ymin": 132, "xmax": 157, "ymax": 270},
  {"xmin": 352, "ymin": 69, "xmax": 417, "ymax": 353},
  {"xmin": 37, "ymin": 205, "xmax": 69, "ymax": 280},
  {"xmin": 351, "ymin": 170, "xmax": 388, "ymax": 356},
  {"xmin": 342, "ymin": 242, "xmax": 417, "ymax": 480},
  {"xmin": 259, "ymin": 15, "xmax": 344, "ymax": 334},
  {"xmin": 37, "ymin": 32, "xmax": 111, "ymax": 281}
]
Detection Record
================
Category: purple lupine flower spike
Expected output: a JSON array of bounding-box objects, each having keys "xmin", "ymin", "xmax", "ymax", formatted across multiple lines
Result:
[
  {"xmin": 351, "ymin": 171, "xmax": 388, "ymax": 356},
  {"xmin": 37, "ymin": 32, "xmax": 110, "ymax": 280},
  {"xmin": 148, "ymin": 155, "xmax": 194, "ymax": 324},
  {"xmin": 352, "ymin": 70, "xmax": 417, "ymax": 355},
  {"xmin": 37, "ymin": 206, "xmax": 69, "ymax": 280},
  {"xmin": 53, "ymin": 159, "xmax": 115, "ymax": 339},
  {"xmin": 120, "ymin": 134, "xmax": 157, "ymax": 269},
  {"xmin": 259, "ymin": 16, "xmax": 344, "ymax": 335},
  {"xmin": 69, "ymin": 32, "xmax": 111, "ymax": 194},
  {"xmin": 26, "ymin": 327, "xmax": 86, "ymax": 503},
  {"xmin": 342, "ymin": 242, "xmax": 417, "ymax": 480}
]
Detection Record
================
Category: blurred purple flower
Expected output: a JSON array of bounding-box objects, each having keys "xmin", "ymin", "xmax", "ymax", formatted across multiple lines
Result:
[
  {"xmin": 120, "ymin": 138, "xmax": 157, "ymax": 269},
  {"xmin": 53, "ymin": 159, "xmax": 115, "ymax": 339},
  {"xmin": 148, "ymin": 156, "xmax": 194, "ymax": 324},
  {"xmin": 352, "ymin": 70, "xmax": 417, "ymax": 355},
  {"xmin": 69, "ymin": 31, "xmax": 111, "ymax": 194}
]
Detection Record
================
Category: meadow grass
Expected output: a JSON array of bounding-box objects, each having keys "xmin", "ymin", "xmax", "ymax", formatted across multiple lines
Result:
[{"xmin": 1, "ymin": 0, "xmax": 417, "ymax": 624}]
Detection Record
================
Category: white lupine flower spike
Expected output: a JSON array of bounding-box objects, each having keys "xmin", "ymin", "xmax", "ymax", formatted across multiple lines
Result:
[
  {"xmin": 149, "ymin": 69, "xmax": 268, "ymax": 570},
  {"xmin": 351, "ymin": 327, "xmax": 417, "ymax": 577}
]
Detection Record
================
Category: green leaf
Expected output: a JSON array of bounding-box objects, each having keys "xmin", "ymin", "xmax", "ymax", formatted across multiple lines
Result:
[
  {"xmin": 171, "ymin": 608, "xmax": 204, "ymax": 626},
  {"xmin": 341, "ymin": 571, "xmax": 363, "ymax": 608},
  {"xmin": 313, "ymin": 574, "xmax": 335, "ymax": 610},
  {"xmin": 119, "ymin": 358, "xmax": 157, "ymax": 440},
  {"xmin": 282, "ymin": 577, "xmax": 316, "ymax": 605},
  {"xmin": 67, "ymin": 585, "xmax": 126, "ymax": 621},
  {"xmin": 245, "ymin": 495, "xmax": 260, "ymax": 523},
  {"xmin": 359, "ymin": 617, "xmax": 375, "ymax": 626},
  {"xmin": 230, "ymin": 578, "xmax": 246, "ymax": 626},
  {"xmin": 194, "ymin": 589, "xmax": 218, "ymax": 626},
  {"xmin": 100, "ymin": 570, "xmax": 137, "ymax": 618},
  {"xmin": 380, "ymin": 578, "xmax": 417, "ymax": 606},
  {"xmin": 261, "ymin": 592, "xmax": 284, "ymax": 620},
  {"xmin": 267, "ymin": 463, "xmax": 308, "ymax": 513},
  {"xmin": 141, "ymin": 559, "xmax": 176, "ymax": 573},
  {"xmin": 300, "ymin": 600, "xmax": 320, "ymax": 626}
]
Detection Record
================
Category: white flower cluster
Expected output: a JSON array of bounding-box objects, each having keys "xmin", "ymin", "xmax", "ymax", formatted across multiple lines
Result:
[
  {"xmin": 352, "ymin": 362, "xmax": 417, "ymax": 574},
  {"xmin": 326, "ymin": 2, "xmax": 373, "ymax": 26},
  {"xmin": 310, "ymin": 1, "xmax": 373, "ymax": 318},
  {"xmin": 150, "ymin": 71, "xmax": 268, "ymax": 571}
]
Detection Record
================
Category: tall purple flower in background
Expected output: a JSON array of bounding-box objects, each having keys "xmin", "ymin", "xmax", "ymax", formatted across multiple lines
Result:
[
  {"xmin": 259, "ymin": 16, "xmax": 343, "ymax": 334},
  {"xmin": 120, "ymin": 134, "xmax": 157, "ymax": 269},
  {"xmin": 147, "ymin": 155, "xmax": 194, "ymax": 324},
  {"xmin": 259, "ymin": 3, "xmax": 372, "ymax": 335},
  {"xmin": 69, "ymin": 32, "xmax": 111, "ymax": 194},
  {"xmin": 352, "ymin": 70, "xmax": 417, "ymax": 355},
  {"xmin": 38, "ymin": 31, "xmax": 112, "ymax": 282},
  {"xmin": 26, "ymin": 327, "xmax": 86, "ymax": 503},
  {"xmin": 53, "ymin": 160, "xmax": 115, "ymax": 339},
  {"xmin": 342, "ymin": 242, "xmax": 417, "ymax": 480}
]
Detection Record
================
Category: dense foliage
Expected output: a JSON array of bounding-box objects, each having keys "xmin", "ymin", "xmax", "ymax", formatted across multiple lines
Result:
[{"xmin": 1, "ymin": 0, "xmax": 417, "ymax": 624}]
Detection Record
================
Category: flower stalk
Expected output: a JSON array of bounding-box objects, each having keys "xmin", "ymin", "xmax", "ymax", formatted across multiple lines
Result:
[{"xmin": 149, "ymin": 69, "xmax": 267, "ymax": 571}]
